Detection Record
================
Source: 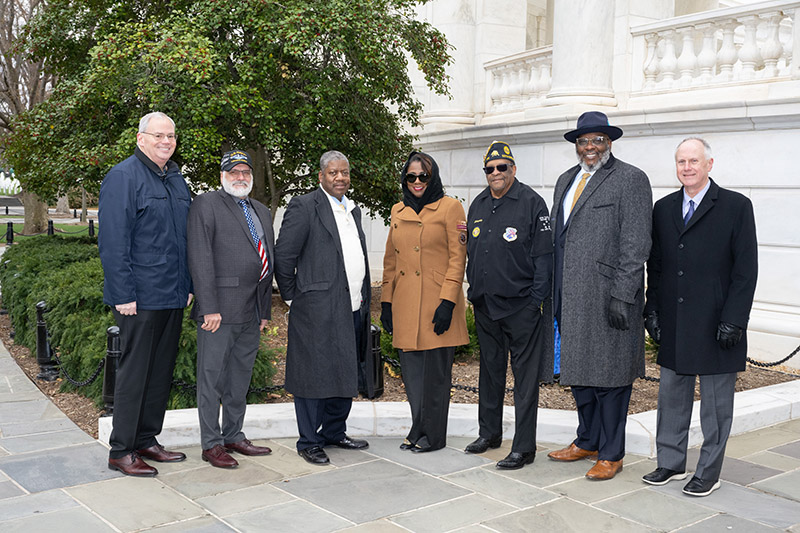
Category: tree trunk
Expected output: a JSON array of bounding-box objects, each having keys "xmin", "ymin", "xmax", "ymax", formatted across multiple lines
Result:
[
  {"xmin": 250, "ymin": 146, "xmax": 269, "ymax": 209},
  {"xmin": 55, "ymin": 194, "xmax": 70, "ymax": 215},
  {"xmin": 21, "ymin": 191, "xmax": 49, "ymax": 234},
  {"xmin": 81, "ymin": 187, "xmax": 88, "ymax": 223}
]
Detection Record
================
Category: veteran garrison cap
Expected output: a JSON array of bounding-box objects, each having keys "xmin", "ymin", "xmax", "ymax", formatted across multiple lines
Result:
[
  {"xmin": 483, "ymin": 141, "xmax": 515, "ymax": 165},
  {"xmin": 220, "ymin": 150, "xmax": 253, "ymax": 171}
]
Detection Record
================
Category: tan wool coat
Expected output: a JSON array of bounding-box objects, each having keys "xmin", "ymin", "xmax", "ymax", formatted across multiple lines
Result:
[{"xmin": 381, "ymin": 196, "xmax": 469, "ymax": 351}]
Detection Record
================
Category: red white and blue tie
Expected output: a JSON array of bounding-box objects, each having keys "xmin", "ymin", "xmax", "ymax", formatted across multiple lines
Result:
[{"xmin": 238, "ymin": 199, "xmax": 269, "ymax": 281}]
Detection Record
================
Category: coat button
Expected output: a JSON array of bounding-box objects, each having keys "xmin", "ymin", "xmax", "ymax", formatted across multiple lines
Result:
[
  {"xmin": 678, "ymin": 297, "xmax": 684, "ymax": 303},
  {"xmin": 395, "ymin": 249, "xmax": 399, "ymax": 253},
  {"xmin": 678, "ymin": 243, "xmax": 684, "ymax": 249},
  {"xmin": 678, "ymin": 270, "xmax": 684, "ymax": 276},
  {"xmin": 418, "ymin": 222, "xmax": 422, "ymax": 227},
  {"xmin": 394, "ymin": 223, "xmax": 397, "ymax": 228},
  {"xmin": 400, "ymin": 271, "xmax": 405, "ymax": 275},
  {"xmin": 414, "ymin": 246, "xmax": 419, "ymax": 252},
  {"xmin": 415, "ymin": 271, "xmax": 420, "ymax": 276}
]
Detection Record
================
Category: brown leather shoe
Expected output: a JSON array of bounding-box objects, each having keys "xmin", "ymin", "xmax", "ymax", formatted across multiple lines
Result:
[
  {"xmin": 225, "ymin": 438, "xmax": 271, "ymax": 456},
  {"xmin": 547, "ymin": 443, "xmax": 599, "ymax": 462},
  {"xmin": 202, "ymin": 445, "xmax": 239, "ymax": 468},
  {"xmin": 586, "ymin": 459, "xmax": 623, "ymax": 480},
  {"xmin": 136, "ymin": 444, "xmax": 186, "ymax": 463},
  {"xmin": 108, "ymin": 453, "xmax": 158, "ymax": 477}
]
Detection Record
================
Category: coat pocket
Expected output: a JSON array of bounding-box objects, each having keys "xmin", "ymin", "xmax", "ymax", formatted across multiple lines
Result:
[
  {"xmin": 299, "ymin": 280, "xmax": 332, "ymax": 292},
  {"xmin": 596, "ymin": 260, "xmax": 616, "ymax": 279}
]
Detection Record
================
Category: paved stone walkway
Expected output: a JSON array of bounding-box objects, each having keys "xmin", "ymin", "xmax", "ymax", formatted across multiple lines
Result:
[{"xmin": 1, "ymin": 341, "xmax": 799, "ymax": 532}]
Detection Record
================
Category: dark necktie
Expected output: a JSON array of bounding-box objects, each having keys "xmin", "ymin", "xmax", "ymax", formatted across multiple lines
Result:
[
  {"xmin": 683, "ymin": 199, "xmax": 695, "ymax": 226},
  {"xmin": 238, "ymin": 199, "xmax": 269, "ymax": 281}
]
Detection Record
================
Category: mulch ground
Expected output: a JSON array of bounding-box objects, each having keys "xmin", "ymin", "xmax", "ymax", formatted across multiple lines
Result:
[{"xmin": 3, "ymin": 288, "xmax": 798, "ymax": 440}]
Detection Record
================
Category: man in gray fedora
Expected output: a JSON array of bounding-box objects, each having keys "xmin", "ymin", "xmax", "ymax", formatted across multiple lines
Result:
[{"xmin": 546, "ymin": 111, "xmax": 652, "ymax": 481}]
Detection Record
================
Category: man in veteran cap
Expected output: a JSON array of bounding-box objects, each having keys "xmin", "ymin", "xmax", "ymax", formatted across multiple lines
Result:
[
  {"xmin": 546, "ymin": 111, "xmax": 652, "ymax": 480},
  {"xmin": 187, "ymin": 150, "xmax": 275, "ymax": 468},
  {"xmin": 464, "ymin": 141, "xmax": 553, "ymax": 470}
]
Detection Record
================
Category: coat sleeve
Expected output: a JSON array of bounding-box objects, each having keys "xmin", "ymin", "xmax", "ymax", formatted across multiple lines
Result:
[
  {"xmin": 644, "ymin": 206, "xmax": 662, "ymax": 316},
  {"xmin": 381, "ymin": 211, "xmax": 397, "ymax": 304},
  {"xmin": 531, "ymin": 199, "xmax": 553, "ymax": 303},
  {"xmin": 186, "ymin": 195, "xmax": 219, "ymax": 317},
  {"xmin": 439, "ymin": 199, "xmax": 467, "ymax": 303},
  {"xmin": 721, "ymin": 197, "xmax": 758, "ymax": 328},
  {"xmin": 611, "ymin": 170, "xmax": 653, "ymax": 303},
  {"xmin": 274, "ymin": 197, "xmax": 309, "ymax": 302},
  {"xmin": 98, "ymin": 167, "xmax": 137, "ymax": 305}
]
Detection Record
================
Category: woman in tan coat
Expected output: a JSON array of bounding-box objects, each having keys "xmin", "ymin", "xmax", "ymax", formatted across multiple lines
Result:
[{"xmin": 380, "ymin": 152, "xmax": 468, "ymax": 452}]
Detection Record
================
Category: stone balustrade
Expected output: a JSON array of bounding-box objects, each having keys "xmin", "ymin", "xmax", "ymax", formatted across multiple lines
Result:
[
  {"xmin": 484, "ymin": 46, "xmax": 552, "ymax": 113},
  {"xmin": 631, "ymin": 0, "xmax": 799, "ymax": 93}
]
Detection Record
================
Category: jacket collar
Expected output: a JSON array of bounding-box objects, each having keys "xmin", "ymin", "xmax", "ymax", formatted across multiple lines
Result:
[
  {"xmin": 135, "ymin": 146, "xmax": 177, "ymax": 177},
  {"xmin": 674, "ymin": 177, "xmax": 719, "ymax": 233}
]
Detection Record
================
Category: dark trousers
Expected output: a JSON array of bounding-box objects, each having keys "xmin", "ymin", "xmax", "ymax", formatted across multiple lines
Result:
[
  {"xmin": 196, "ymin": 313, "xmax": 260, "ymax": 450},
  {"xmin": 474, "ymin": 302, "xmax": 544, "ymax": 453},
  {"xmin": 656, "ymin": 367, "xmax": 736, "ymax": 482},
  {"xmin": 399, "ymin": 346, "xmax": 455, "ymax": 451},
  {"xmin": 571, "ymin": 384, "xmax": 632, "ymax": 461},
  {"xmin": 293, "ymin": 309, "xmax": 361, "ymax": 451},
  {"xmin": 109, "ymin": 308, "xmax": 183, "ymax": 459}
]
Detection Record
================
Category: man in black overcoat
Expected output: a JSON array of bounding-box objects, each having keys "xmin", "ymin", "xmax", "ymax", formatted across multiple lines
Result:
[
  {"xmin": 274, "ymin": 150, "xmax": 371, "ymax": 465},
  {"xmin": 642, "ymin": 137, "xmax": 758, "ymax": 497}
]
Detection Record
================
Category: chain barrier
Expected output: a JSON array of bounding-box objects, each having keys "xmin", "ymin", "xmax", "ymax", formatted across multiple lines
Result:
[
  {"xmin": 57, "ymin": 227, "xmax": 91, "ymax": 235},
  {"xmin": 747, "ymin": 345, "xmax": 800, "ymax": 368},
  {"xmin": 50, "ymin": 350, "xmax": 106, "ymax": 387}
]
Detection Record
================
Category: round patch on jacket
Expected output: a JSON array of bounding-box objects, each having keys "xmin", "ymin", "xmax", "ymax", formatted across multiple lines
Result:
[
  {"xmin": 472, "ymin": 227, "xmax": 480, "ymax": 238},
  {"xmin": 503, "ymin": 227, "xmax": 518, "ymax": 242},
  {"xmin": 459, "ymin": 232, "xmax": 467, "ymax": 245}
]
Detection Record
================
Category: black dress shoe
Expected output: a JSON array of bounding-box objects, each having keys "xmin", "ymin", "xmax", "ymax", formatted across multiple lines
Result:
[
  {"xmin": 642, "ymin": 467, "xmax": 689, "ymax": 486},
  {"xmin": 496, "ymin": 451, "xmax": 535, "ymax": 470},
  {"xmin": 299, "ymin": 446, "xmax": 330, "ymax": 465},
  {"xmin": 399, "ymin": 439, "xmax": 415, "ymax": 450},
  {"xmin": 464, "ymin": 436, "xmax": 502, "ymax": 454},
  {"xmin": 328, "ymin": 435, "xmax": 369, "ymax": 450},
  {"xmin": 682, "ymin": 476, "xmax": 721, "ymax": 497}
]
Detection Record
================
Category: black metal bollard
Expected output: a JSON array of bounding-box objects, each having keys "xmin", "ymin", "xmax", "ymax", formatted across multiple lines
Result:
[
  {"xmin": 5, "ymin": 221, "xmax": 12, "ymax": 244},
  {"xmin": 89, "ymin": 220, "xmax": 95, "ymax": 237},
  {"xmin": 47, "ymin": 220, "xmax": 54, "ymax": 236},
  {"xmin": 73, "ymin": 208, "xmax": 77, "ymax": 218},
  {"xmin": 35, "ymin": 301, "xmax": 59, "ymax": 381},
  {"xmin": 102, "ymin": 326, "xmax": 121, "ymax": 415}
]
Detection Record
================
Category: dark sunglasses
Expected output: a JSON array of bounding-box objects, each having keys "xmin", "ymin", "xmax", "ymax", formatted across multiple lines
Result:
[
  {"xmin": 406, "ymin": 172, "xmax": 431, "ymax": 183},
  {"xmin": 483, "ymin": 164, "xmax": 510, "ymax": 174}
]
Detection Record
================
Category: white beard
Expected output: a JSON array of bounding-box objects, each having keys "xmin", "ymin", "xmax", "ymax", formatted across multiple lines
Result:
[{"xmin": 222, "ymin": 177, "xmax": 253, "ymax": 198}]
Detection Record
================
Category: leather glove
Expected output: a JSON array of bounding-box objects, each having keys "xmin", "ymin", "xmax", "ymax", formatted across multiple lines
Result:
[
  {"xmin": 380, "ymin": 302, "xmax": 393, "ymax": 335},
  {"xmin": 432, "ymin": 299, "xmax": 455, "ymax": 335},
  {"xmin": 608, "ymin": 297, "xmax": 631, "ymax": 331},
  {"xmin": 644, "ymin": 311, "xmax": 661, "ymax": 344},
  {"xmin": 716, "ymin": 321, "xmax": 743, "ymax": 350}
]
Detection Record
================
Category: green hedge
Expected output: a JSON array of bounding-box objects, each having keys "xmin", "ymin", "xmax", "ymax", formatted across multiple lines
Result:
[{"xmin": 0, "ymin": 236, "xmax": 279, "ymax": 409}]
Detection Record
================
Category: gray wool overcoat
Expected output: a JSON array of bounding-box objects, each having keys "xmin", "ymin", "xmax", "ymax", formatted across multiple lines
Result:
[
  {"xmin": 549, "ymin": 154, "xmax": 653, "ymax": 388},
  {"xmin": 274, "ymin": 187, "xmax": 371, "ymax": 399}
]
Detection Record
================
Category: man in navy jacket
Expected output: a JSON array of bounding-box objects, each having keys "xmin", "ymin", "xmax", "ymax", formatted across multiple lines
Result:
[
  {"xmin": 99, "ymin": 112, "xmax": 192, "ymax": 476},
  {"xmin": 642, "ymin": 137, "xmax": 758, "ymax": 497}
]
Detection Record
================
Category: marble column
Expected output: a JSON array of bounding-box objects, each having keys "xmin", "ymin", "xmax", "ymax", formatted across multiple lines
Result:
[{"xmin": 546, "ymin": 0, "xmax": 616, "ymax": 106}]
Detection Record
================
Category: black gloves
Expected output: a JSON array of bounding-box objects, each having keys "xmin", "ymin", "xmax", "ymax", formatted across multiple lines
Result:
[
  {"xmin": 644, "ymin": 311, "xmax": 661, "ymax": 344},
  {"xmin": 716, "ymin": 322, "xmax": 743, "ymax": 350},
  {"xmin": 608, "ymin": 297, "xmax": 631, "ymax": 330},
  {"xmin": 432, "ymin": 300, "xmax": 455, "ymax": 335},
  {"xmin": 380, "ymin": 302, "xmax": 393, "ymax": 335}
]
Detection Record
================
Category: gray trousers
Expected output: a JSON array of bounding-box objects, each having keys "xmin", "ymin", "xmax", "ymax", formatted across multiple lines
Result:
[
  {"xmin": 196, "ymin": 314, "xmax": 261, "ymax": 450},
  {"xmin": 656, "ymin": 366, "xmax": 737, "ymax": 482}
]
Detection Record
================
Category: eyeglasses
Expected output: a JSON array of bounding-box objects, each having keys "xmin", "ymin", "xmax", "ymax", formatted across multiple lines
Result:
[
  {"xmin": 406, "ymin": 172, "xmax": 430, "ymax": 183},
  {"xmin": 482, "ymin": 164, "xmax": 510, "ymax": 174},
  {"xmin": 576, "ymin": 136, "xmax": 608, "ymax": 147},
  {"xmin": 227, "ymin": 169, "xmax": 252, "ymax": 178},
  {"xmin": 141, "ymin": 132, "xmax": 178, "ymax": 141}
]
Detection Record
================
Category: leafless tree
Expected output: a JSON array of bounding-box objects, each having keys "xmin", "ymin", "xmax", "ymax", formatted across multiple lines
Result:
[{"xmin": 0, "ymin": 0, "xmax": 54, "ymax": 234}]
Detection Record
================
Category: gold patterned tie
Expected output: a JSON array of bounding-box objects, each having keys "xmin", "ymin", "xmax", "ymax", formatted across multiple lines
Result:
[{"xmin": 571, "ymin": 173, "xmax": 590, "ymax": 211}]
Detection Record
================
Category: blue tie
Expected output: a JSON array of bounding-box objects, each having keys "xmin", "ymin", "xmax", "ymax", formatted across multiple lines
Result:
[
  {"xmin": 683, "ymin": 199, "xmax": 695, "ymax": 226},
  {"xmin": 238, "ymin": 199, "xmax": 269, "ymax": 281}
]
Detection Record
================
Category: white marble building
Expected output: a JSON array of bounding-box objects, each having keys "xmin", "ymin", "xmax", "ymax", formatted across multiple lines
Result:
[{"xmin": 348, "ymin": 0, "xmax": 800, "ymax": 369}]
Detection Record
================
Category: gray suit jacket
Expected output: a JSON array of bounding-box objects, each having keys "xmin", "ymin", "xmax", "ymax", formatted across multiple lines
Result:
[
  {"xmin": 550, "ymin": 154, "xmax": 652, "ymax": 387},
  {"xmin": 187, "ymin": 189, "xmax": 274, "ymax": 323},
  {"xmin": 274, "ymin": 187, "xmax": 371, "ymax": 398}
]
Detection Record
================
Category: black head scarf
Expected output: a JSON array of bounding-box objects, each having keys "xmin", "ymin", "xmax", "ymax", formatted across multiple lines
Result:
[{"xmin": 401, "ymin": 151, "xmax": 444, "ymax": 214}]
